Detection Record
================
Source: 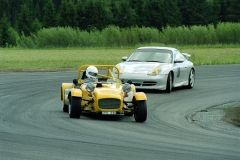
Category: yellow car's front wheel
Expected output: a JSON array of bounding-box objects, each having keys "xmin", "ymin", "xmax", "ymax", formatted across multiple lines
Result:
[
  {"xmin": 63, "ymin": 104, "xmax": 68, "ymax": 112},
  {"xmin": 134, "ymin": 100, "xmax": 147, "ymax": 122},
  {"xmin": 69, "ymin": 96, "xmax": 82, "ymax": 118}
]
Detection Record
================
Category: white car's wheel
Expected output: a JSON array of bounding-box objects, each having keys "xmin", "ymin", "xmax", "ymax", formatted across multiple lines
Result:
[
  {"xmin": 165, "ymin": 72, "xmax": 173, "ymax": 93},
  {"xmin": 186, "ymin": 68, "xmax": 195, "ymax": 89},
  {"xmin": 134, "ymin": 100, "xmax": 147, "ymax": 122},
  {"xmin": 69, "ymin": 96, "xmax": 82, "ymax": 118}
]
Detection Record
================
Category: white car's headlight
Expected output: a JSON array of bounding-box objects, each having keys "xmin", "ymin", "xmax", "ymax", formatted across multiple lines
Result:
[{"xmin": 147, "ymin": 68, "xmax": 161, "ymax": 76}]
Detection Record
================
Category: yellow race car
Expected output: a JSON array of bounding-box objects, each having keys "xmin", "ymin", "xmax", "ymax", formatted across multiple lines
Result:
[{"xmin": 61, "ymin": 65, "xmax": 147, "ymax": 122}]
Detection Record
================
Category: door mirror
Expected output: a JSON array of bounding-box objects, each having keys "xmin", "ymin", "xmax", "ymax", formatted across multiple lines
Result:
[
  {"xmin": 174, "ymin": 57, "xmax": 184, "ymax": 63},
  {"xmin": 73, "ymin": 79, "xmax": 78, "ymax": 85},
  {"xmin": 122, "ymin": 56, "xmax": 128, "ymax": 61}
]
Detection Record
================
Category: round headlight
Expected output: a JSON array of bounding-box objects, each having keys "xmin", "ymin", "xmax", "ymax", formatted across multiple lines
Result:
[
  {"xmin": 122, "ymin": 83, "xmax": 131, "ymax": 93},
  {"xmin": 86, "ymin": 82, "xmax": 95, "ymax": 92}
]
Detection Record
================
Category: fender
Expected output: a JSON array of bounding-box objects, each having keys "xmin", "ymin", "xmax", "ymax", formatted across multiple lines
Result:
[
  {"xmin": 131, "ymin": 84, "xmax": 136, "ymax": 92},
  {"xmin": 61, "ymin": 83, "xmax": 73, "ymax": 101},
  {"xmin": 71, "ymin": 88, "xmax": 83, "ymax": 97},
  {"xmin": 134, "ymin": 92, "xmax": 147, "ymax": 101}
]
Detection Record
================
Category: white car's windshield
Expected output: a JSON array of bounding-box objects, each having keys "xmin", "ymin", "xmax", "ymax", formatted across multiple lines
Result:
[{"xmin": 128, "ymin": 49, "xmax": 173, "ymax": 63}]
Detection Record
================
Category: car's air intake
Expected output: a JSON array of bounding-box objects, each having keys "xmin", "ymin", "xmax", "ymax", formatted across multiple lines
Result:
[{"xmin": 98, "ymin": 98, "xmax": 120, "ymax": 109}]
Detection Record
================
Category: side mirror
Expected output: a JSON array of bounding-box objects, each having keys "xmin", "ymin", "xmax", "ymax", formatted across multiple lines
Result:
[
  {"xmin": 182, "ymin": 53, "xmax": 191, "ymax": 60},
  {"xmin": 122, "ymin": 56, "xmax": 128, "ymax": 61},
  {"xmin": 174, "ymin": 57, "xmax": 184, "ymax": 63},
  {"xmin": 73, "ymin": 79, "xmax": 78, "ymax": 85}
]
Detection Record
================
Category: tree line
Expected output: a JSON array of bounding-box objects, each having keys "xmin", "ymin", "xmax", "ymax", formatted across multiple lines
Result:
[{"xmin": 0, "ymin": 0, "xmax": 240, "ymax": 47}]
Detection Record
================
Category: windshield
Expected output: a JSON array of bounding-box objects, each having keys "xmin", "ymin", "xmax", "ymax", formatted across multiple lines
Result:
[{"xmin": 127, "ymin": 49, "xmax": 173, "ymax": 63}]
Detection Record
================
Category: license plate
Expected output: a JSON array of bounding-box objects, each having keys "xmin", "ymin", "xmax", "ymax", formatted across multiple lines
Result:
[{"xmin": 102, "ymin": 112, "xmax": 116, "ymax": 115}]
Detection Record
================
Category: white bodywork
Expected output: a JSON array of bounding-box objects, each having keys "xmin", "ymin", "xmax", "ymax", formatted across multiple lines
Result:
[{"xmin": 115, "ymin": 46, "xmax": 195, "ymax": 91}]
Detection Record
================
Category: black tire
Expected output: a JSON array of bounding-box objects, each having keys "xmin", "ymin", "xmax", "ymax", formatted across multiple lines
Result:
[
  {"xmin": 134, "ymin": 100, "xmax": 147, "ymax": 122},
  {"xmin": 165, "ymin": 72, "xmax": 173, "ymax": 93},
  {"xmin": 63, "ymin": 104, "xmax": 68, "ymax": 112},
  {"xmin": 69, "ymin": 96, "xmax": 82, "ymax": 118},
  {"xmin": 186, "ymin": 68, "xmax": 195, "ymax": 89}
]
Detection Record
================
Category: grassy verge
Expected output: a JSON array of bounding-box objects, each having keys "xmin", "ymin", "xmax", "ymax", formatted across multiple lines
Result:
[
  {"xmin": 0, "ymin": 48, "xmax": 133, "ymax": 69},
  {"xmin": 1, "ymin": 45, "xmax": 240, "ymax": 69}
]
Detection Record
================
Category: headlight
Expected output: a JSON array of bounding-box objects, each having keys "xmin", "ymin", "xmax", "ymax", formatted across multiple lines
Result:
[
  {"xmin": 147, "ymin": 68, "xmax": 161, "ymax": 76},
  {"xmin": 122, "ymin": 83, "xmax": 131, "ymax": 93},
  {"xmin": 86, "ymin": 82, "xmax": 95, "ymax": 92}
]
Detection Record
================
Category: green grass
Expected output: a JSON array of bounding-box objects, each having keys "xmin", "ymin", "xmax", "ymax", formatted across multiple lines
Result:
[
  {"xmin": 0, "ymin": 48, "xmax": 134, "ymax": 69},
  {"xmin": 0, "ymin": 45, "xmax": 240, "ymax": 69}
]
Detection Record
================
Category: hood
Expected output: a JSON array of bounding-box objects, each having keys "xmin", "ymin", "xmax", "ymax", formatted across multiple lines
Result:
[
  {"xmin": 117, "ymin": 62, "xmax": 170, "ymax": 73},
  {"xmin": 94, "ymin": 87, "xmax": 122, "ymax": 99}
]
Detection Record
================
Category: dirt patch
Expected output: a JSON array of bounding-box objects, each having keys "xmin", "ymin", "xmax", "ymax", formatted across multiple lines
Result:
[
  {"xmin": 223, "ymin": 107, "xmax": 240, "ymax": 127},
  {"xmin": 190, "ymin": 101, "xmax": 240, "ymax": 134}
]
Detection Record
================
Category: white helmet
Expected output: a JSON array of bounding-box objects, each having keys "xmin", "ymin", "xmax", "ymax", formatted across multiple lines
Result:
[{"xmin": 86, "ymin": 66, "xmax": 98, "ymax": 79}]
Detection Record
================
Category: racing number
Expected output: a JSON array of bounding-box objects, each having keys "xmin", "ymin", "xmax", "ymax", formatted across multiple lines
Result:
[{"xmin": 177, "ymin": 67, "xmax": 180, "ymax": 77}]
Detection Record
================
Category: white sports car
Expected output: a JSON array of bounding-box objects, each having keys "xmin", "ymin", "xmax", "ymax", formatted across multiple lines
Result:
[{"xmin": 115, "ymin": 46, "xmax": 195, "ymax": 93}]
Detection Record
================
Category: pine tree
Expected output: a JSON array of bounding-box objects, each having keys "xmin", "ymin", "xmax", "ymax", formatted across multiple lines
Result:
[
  {"xmin": 162, "ymin": 0, "xmax": 182, "ymax": 27},
  {"xmin": 206, "ymin": 0, "xmax": 221, "ymax": 26},
  {"xmin": 58, "ymin": 0, "xmax": 77, "ymax": 28},
  {"xmin": 0, "ymin": 14, "xmax": 17, "ymax": 47},
  {"xmin": 109, "ymin": 0, "xmax": 122, "ymax": 26},
  {"xmin": 93, "ymin": 0, "xmax": 113, "ymax": 30},
  {"xmin": 0, "ymin": 14, "xmax": 9, "ymax": 47},
  {"xmin": 219, "ymin": 0, "xmax": 230, "ymax": 22},
  {"xmin": 43, "ymin": 0, "xmax": 57, "ymax": 27},
  {"xmin": 118, "ymin": 0, "xmax": 136, "ymax": 28},
  {"xmin": 142, "ymin": 0, "xmax": 165, "ymax": 30},
  {"xmin": 130, "ymin": 0, "xmax": 145, "ymax": 27},
  {"xmin": 18, "ymin": 4, "xmax": 32, "ymax": 36},
  {"xmin": 178, "ymin": 0, "xmax": 208, "ymax": 26},
  {"xmin": 76, "ymin": 0, "xmax": 87, "ymax": 30},
  {"xmin": 228, "ymin": 0, "xmax": 240, "ymax": 22}
]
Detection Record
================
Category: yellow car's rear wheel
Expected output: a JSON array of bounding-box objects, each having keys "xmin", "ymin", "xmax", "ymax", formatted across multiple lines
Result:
[{"xmin": 69, "ymin": 96, "xmax": 82, "ymax": 118}]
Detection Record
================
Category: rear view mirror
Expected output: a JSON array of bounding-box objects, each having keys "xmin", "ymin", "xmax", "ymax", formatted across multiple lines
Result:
[
  {"xmin": 73, "ymin": 79, "xmax": 78, "ymax": 85},
  {"xmin": 122, "ymin": 56, "xmax": 128, "ymax": 61},
  {"xmin": 174, "ymin": 57, "xmax": 184, "ymax": 63}
]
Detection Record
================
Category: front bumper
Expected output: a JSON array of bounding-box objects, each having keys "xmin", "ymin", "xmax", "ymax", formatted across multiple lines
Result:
[{"xmin": 120, "ymin": 73, "xmax": 168, "ymax": 90}]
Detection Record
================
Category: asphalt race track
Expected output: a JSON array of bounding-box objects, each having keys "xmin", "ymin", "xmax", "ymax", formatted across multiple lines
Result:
[{"xmin": 0, "ymin": 64, "xmax": 240, "ymax": 160}]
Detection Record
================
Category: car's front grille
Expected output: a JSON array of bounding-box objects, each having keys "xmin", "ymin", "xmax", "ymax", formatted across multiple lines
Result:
[
  {"xmin": 133, "ymin": 81, "xmax": 157, "ymax": 86},
  {"xmin": 98, "ymin": 98, "xmax": 120, "ymax": 109},
  {"xmin": 133, "ymin": 83, "xmax": 141, "ymax": 86},
  {"xmin": 142, "ymin": 81, "xmax": 157, "ymax": 86}
]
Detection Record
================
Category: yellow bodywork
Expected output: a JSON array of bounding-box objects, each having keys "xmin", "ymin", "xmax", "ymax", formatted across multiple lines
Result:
[
  {"xmin": 60, "ymin": 64, "xmax": 147, "ymax": 114},
  {"xmin": 134, "ymin": 92, "xmax": 147, "ymax": 100}
]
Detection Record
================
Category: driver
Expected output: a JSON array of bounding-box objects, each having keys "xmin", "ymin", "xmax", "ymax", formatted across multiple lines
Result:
[{"xmin": 84, "ymin": 66, "xmax": 98, "ymax": 83}]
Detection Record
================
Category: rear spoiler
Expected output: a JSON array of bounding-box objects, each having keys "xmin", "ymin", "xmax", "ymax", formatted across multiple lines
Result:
[{"xmin": 182, "ymin": 53, "xmax": 191, "ymax": 60}]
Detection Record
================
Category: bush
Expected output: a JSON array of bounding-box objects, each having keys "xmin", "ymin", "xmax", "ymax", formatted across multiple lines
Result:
[
  {"xmin": 5, "ymin": 27, "xmax": 19, "ymax": 47},
  {"xmin": 101, "ymin": 25, "xmax": 122, "ymax": 46},
  {"xmin": 16, "ymin": 22, "xmax": 240, "ymax": 48},
  {"xmin": 216, "ymin": 22, "xmax": 240, "ymax": 44}
]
